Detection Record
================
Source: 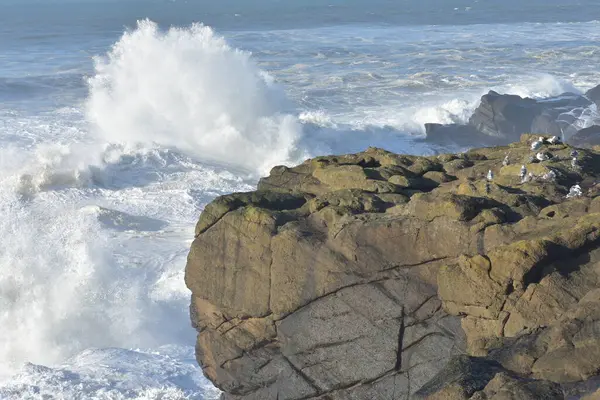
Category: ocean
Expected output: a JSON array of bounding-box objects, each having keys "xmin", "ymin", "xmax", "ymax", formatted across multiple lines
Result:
[{"xmin": 1, "ymin": 0, "xmax": 600, "ymax": 398}]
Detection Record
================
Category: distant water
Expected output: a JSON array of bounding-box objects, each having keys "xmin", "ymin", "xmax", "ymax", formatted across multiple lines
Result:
[{"xmin": 1, "ymin": 0, "xmax": 600, "ymax": 398}]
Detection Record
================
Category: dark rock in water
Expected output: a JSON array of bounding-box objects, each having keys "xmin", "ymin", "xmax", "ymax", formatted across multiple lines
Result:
[
  {"xmin": 530, "ymin": 110, "xmax": 563, "ymax": 137},
  {"xmin": 425, "ymin": 123, "xmax": 500, "ymax": 146},
  {"xmin": 424, "ymin": 89, "xmax": 597, "ymax": 148},
  {"xmin": 468, "ymin": 91, "xmax": 543, "ymax": 141},
  {"xmin": 569, "ymin": 125, "xmax": 600, "ymax": 147},
  {"xmin": 585, "ymin": 84, "xmax": 600, "ymax": 107},
  {"xmin": 186, "ymin": 136, "xmax": 600, "ymax": 399},
  {"xmin": 566, "ymin": 94, "xmax": 593, "ymax": 108}
]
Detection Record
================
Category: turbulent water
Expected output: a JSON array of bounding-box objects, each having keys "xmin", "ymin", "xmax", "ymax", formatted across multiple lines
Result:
[{"xmin": 1, "ymin": 0, "xmax": 600, "ymax": 398}]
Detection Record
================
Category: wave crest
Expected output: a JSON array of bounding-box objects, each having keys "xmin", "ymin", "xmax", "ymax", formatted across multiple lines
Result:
[{"xmin": 86, "ymin": 20, "xmax": 308, "ymax": 176}]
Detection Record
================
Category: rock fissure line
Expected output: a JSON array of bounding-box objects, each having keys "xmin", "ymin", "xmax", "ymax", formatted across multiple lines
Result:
[
  {"xmin": 381, "ymin": 256, "xmax": 449, "ymax": 272},
  {"xmin": 273, "ymin": 277, "xmax": 391, "ymax": 323},
  {"xmin": 280, "ymin": 354, "xmax": 322, "ymax": 394},
  {"xmin": 395, "ymin": 306, "xmax": 405, "ymax": 371}
]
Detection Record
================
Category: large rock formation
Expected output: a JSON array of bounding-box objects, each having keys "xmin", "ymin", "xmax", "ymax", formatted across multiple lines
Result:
[
  {"xmin": 424, "ymin": 89, "xmax": 600, "ymax": 147},
  {"xmin": 186, "ymin": 135, "xmax": 600, "ymax": 399}
]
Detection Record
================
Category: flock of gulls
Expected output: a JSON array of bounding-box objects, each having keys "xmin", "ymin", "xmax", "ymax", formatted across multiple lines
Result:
[{"xmin": 485, "ymin": 135, "xmax": 583, "ymax": 199}]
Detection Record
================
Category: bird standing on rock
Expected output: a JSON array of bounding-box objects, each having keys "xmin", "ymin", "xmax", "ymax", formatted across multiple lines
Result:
[
  {"xmin": 519, "ymin": 165, "xmax": 527, "ymax": 182},
  {"xmin": 531, "ymin": 136, "xmax": 544, "ymax": 151},
  {"xmin": 502, "ymin": 154, "xmax": 510, "ymax": 166},
  {"xmin": 486, "ymin": 169, "xmax": 494, "ymax": 181},
  {"xmin": 546, "ymin": 136, "xmax": 561, "ymax": 145},
  {"xmin": 536, "ymin": 151, "xmax": 551, "ymax": 162},
  {"xmin": 567, "ymin": 184, "xmax": 583, "ymax": 198}
]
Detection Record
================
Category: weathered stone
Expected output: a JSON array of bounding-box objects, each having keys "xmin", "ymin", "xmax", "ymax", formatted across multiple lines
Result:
[
  {"xmin": 413, "ymin": 355, "xmax": 504, "ymax": 399},
  {"xmin": 186, "ymin": 138, "xmax": 600, "ymax": 399},
  {"xmin": 473, "ymin": 372, "xmax": 564, "ymax": 400},
  {"xmin": 423, "ymin": 88, "xmax": 598, "ymax": 148},
  {"xmin": 569, "ymin": 125, "xmax": 600, "ymax": 147},
  {"xmin": 468, "ymin": 91, "xmax": 543, "ymax": 140}
]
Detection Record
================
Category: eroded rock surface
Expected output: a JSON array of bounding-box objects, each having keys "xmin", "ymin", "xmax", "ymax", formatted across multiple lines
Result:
[{"xmin": 186, "ymin": 135, "xmax": 600, "ymax": 399}]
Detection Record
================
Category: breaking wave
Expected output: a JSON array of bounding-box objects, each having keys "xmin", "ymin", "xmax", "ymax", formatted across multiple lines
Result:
[{"xmin": 86, "ymin": 20, "xmax": 309, "ymax": 176}]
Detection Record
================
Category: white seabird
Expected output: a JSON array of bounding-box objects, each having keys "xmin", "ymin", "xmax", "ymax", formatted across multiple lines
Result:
[
  {"xmin": 567, "ymin": 184, "xmax": 583, "ymax": 198},
  {"xmin": 502, "ymin": 154, "xmax": 510, "ymax": 166},
  {"xmin": 547, "ymin": 136, "xmax": 561, "ymax": 145},
  {"xmin": 519, "ymin": 165, "xmax": 527, "ymax": 182},
  {"xmin": 486, "ymin": 170, "xmax": 494, "ymax": 181},
  {"xmin": 536, "ymin": 151, "xmax": 550, "ymax": 161},
  {"xmin": 531, "ymin": 136, "xmax": 544, "ymax": 151}
]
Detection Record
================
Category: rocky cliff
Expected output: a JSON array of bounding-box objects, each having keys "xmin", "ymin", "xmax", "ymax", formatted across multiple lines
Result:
[{"xmin": 185, "ymin": 135, "xmax": 600, "ymax": 399}]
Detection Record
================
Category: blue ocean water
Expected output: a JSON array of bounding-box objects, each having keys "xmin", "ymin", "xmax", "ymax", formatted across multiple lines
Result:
[{"xmin": 1, "ymin": 1, "xmax": 600, "ymax": 398}]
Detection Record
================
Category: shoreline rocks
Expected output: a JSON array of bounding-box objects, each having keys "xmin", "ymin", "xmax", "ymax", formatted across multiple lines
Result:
[
  {"xmin": 186, "ymin": 135, "xmax": 600, "ymax": 399},
  {"xmin": 424, "ymin": 87, "xmax": 600, "ymax": 148}
]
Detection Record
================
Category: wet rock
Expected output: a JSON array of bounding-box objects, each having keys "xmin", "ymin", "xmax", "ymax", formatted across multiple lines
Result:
[
  {"xmin": 585, "ymin": 84, "xmax": 600, "ymax": 108},
  {"xmin": 468, "ymin": 91, "xmax": 543, "ymax": 141},
  {"xmin": 569, "ymin": 125, "xmax": 600, "ymax": 148},
  {"xmin": 424, "ymin": 89, "xmax": 598, "ymax": 148}
]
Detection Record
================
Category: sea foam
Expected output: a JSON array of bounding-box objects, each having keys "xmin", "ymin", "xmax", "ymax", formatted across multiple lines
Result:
[{"xmin": 86, "ymin": 20, "xmax": 308, "ymax": 176}]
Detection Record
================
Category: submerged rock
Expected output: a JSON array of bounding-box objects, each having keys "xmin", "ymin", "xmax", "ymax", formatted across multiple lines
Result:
[{"xmin": 186, "ymin": 137, "xmax": 600, "ymax": 399}]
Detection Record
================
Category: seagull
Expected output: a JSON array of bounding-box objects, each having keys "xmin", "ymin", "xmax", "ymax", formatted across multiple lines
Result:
[
  {"xmin": 486, "ymin": 169, "xmax": 494, "ymax": 181},
  {"xmin": 567, "ymin": 184, "xmax": 583, "ymax": 198},
  {"xmin": 502, "ymin": 154, "xmax": 510, "ymax": 166},
  {"xmin": 519, "ymin": 165, "xmax": 527, "ymax": 182},
  {"xmin": 536, "ymin": 151, "xmax": 551, "ymax": 162},
  {"xmin": 547, "ymin": 136, "xmax": 561, "ymax": 145},
  {"xmin": 531, "ymin": 136, "xmax": 544, "ymax": 151}
]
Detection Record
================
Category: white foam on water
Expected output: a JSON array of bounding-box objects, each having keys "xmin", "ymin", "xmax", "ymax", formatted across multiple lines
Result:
[
  {"xmin": 0, "ymin": 138, "xmax": 252, "ymax": 400},
  {"xmin": 335, "ymin": 74, "xmax": 594, "ymax": 136},
  {"xmin": 0, "ymin": 346, "xmax": 221, "ymax": 400},
  {"xmin": 298, "ymin": 110, "xmax": 339, "ymax": 129},
  {"xmin": 86, "ymin": 19, "xmax": 309, "ymax": 177},
  {"xmin": 499, "ymin": 73, "xmax": 583, "ymax": 99},
  {"xmin": 1, "ymin": 21, "xmax": 316, "ymax": 386}
]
